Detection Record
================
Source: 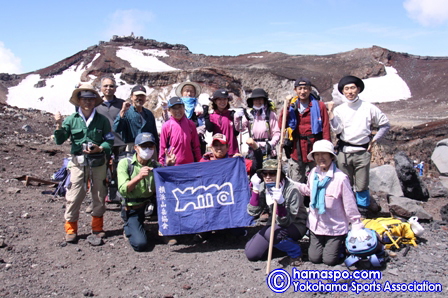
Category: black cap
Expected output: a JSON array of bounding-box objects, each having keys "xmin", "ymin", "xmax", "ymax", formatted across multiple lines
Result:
[
  {"xmin": 131, "ymin": 85, "xmax": 147, "ymax": 96},
  {"xmin": 338, "ymin": 76, "xmax": 365, "ymax": 94},
  {"xmin": 294, "ymin": 77, "xmax": 312, "ymax": 87},
  {"xmin": 210, "ymin": 89, "xmax": 232, "ymax": 101},
  {"xmin": 168, "ymin": 96, "xmax": 184, "ymax": 107},
  {"xmin": 247, "ymin": 88, "xmax": 269, "ymax": 108}
]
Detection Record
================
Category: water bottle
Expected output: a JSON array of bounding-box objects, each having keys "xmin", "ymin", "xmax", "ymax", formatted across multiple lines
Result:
[{"xmin": 408, "ymin": 216, "xmax": 424, "ymax": 237}]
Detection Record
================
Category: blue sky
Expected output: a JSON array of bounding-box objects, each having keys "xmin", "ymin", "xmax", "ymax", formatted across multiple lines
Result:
[{"xmin": 1, "ymin": 0, "xmax": 448, "ymax": 74}]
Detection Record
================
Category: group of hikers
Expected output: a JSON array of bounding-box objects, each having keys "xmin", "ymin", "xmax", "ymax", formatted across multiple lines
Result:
[{"xmin": 53, "ymin": 74, "xmax": 390, "ymax": 267}]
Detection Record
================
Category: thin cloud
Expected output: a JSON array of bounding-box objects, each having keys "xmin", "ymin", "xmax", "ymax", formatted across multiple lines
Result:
[
  {"xmin": 0, "ymin": 42, "xmax": 22, "ymax": 74},
  {"xmin": 104, "ymin": 9, "xmax": 154, "ymax": 38},
  {"xmin": 328, "ymin": 23, "xmax": 432, "ymax": 39},
  {"xmin": 404, "ymin": 0, "xmax": 448, "ymax": 26}
]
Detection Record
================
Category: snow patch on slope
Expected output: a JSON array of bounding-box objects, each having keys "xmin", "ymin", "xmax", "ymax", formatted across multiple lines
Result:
[{"xmin": 116, "ymin": 47, "xmax": 178, "ymax": 72}]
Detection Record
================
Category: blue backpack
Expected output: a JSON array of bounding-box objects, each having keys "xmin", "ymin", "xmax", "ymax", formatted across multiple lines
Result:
[
  {"xmin": 52, "ymin": 158, "xmax": 71, "ymax": 197},
  {"xmin": 345, "ymin": 228, "xmax": 386, "ymax": 267}
]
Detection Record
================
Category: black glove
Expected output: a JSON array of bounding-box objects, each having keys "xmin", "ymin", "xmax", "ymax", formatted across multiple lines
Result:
[{"xmin": 202, "ymin": 105, "xmax": 209, "ymax": 118}]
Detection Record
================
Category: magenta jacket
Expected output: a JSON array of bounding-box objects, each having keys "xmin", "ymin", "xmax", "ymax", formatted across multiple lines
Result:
[
  {"xmin": 208, "ymin": 110, "xmax": 239, "ymax": 155},
  {"xmin": 159, "ymin": 116, "xmax": 201, "ymax": 166}
]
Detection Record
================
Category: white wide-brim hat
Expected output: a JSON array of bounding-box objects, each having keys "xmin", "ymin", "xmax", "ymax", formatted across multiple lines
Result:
[
  {"xmin": 175, "ymin": 81, "xmax": 202, "ymax": 97},
  {"xmin": 307, "ymin": 140, "xmax": 337, "ymax": 161},
  {"xmin": 69, "ymin": 83, "xmax": 102, "ymax": 107}
]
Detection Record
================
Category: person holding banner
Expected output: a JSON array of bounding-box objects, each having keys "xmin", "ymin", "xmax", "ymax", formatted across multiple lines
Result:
[
  {"xmin": 159, "ymin": 97, "xmax": 202, "ymax": 166},
  {"xmin": 204, "ymin": 89, "xmax": 239, "ymax": 156},
  {"xmin": 200, "ymin": 133, "xmax": 263, "ymax": 177},
  {"xmin": 295, "ymin": 140, "xmax": 367, "ymax": 266},
  {"xmin": 117, "ymin": 132, "xmax": 176, "ymax": 251},
  {"xmin": 245, "ymin": 159, "xmax": 308, "ymax": 267}
]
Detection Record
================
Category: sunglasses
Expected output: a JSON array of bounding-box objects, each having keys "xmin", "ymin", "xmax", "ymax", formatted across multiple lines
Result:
[{"xmin": 262, "ymin": 171, "xmax": 277, "ymax": 177}]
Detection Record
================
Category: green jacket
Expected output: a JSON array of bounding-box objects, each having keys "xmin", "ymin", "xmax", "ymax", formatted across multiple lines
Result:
[
  {"xmin": 117, "ymin": 154, "xmax": 160, "ymax": 206},
  {"xmin": 54, "ymin": 111, "xmax": 114, "ymax": 155}
]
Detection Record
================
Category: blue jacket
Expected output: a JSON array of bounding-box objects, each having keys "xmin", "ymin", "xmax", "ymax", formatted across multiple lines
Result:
[{"xmin": 113, "ymin": 105, "xmax": 159, "ymax": 148}]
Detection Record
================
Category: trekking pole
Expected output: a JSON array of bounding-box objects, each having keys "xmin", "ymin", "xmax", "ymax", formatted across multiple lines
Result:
[
  {"xmin": 266, "ymin": 95, "xmax": 290, "ymax": 275},
  {"xmin": 239, "ymin": 118, "xmax": 243, "ymax": 154},
  {"xmin": 237, "ymin": 106, "xmax": 244, "ymax": 154}
]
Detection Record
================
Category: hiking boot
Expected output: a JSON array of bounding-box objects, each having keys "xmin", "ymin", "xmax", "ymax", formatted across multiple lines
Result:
[
  {"xmin": 278, "ymin": 256, "xmax": 303, "ymax": 267},
  {"xmin": 92, "ymin": 231, "xmax": 106, "ymax": 238},
  {"xmin": 163, "ymin": 236, "xmax": 178, "ymax": 246},
  {"xmin": 65, "ymin": 233, "xmax": 77, "ymax": 243},
  {"xmin": 86, "ymin": 203, "xmax": 93, "ymax": 213}
]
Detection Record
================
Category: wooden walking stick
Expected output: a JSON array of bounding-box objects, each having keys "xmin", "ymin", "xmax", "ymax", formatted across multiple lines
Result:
[{"xmin": 266, "ymin": 95, "xmax": 290, "ymax": 274}]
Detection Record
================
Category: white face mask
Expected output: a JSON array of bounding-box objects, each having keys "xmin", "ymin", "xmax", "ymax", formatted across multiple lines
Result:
[
  {"xmin": 138, "ymin": 147, "xmax": 154, "ymax": 160},
  {"xmin": 253, "ymin": 104, "xmax": 264, "ymax": 110}
]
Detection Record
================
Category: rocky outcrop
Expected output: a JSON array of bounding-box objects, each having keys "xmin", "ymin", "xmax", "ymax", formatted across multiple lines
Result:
[
  {"xmin": 431, "ymin": 138, "xmax": 448, "ymax": 176},
  {"xmin": 370, "ymin": 165, "xmax": 404, "ymax": 196},
  {"xmin": 388, "ymin": 196, "xmax": 433, "ymax": 221},
  {"xmin": 394, "ymin": 151, "xmax": 429, "ymax": 201}
]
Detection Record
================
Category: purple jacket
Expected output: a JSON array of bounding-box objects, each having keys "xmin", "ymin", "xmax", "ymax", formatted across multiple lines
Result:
[{"xmin": 159, "ymin": 116, "xmax": 201, "ymax": 166}]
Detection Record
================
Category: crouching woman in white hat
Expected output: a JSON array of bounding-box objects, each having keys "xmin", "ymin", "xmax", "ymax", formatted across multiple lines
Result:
[{"xmin": 296, "ymin": 140, "xmax": 367, "ymax": 266}]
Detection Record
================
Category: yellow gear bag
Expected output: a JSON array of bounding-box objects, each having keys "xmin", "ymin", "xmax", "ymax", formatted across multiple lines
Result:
[{"xmin": 363, "ymin": 217, "xmax": 417, "ymax": 249}]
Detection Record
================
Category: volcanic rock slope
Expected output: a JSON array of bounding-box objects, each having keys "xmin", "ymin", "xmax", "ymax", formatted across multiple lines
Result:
[{"xmin": 1, "ymin": 35, "xmax": 448, "ymax": 124}]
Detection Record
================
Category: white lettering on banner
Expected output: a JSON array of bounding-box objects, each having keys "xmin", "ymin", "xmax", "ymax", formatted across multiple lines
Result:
[{"xmin": 173, "ymin": 182, "xmax": 235, "ymax": 212}]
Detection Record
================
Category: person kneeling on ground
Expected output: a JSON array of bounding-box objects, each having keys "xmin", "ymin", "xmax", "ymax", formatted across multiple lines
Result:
[
  {"xmin": 245, "ymin": 159, "xmax": 308, "ymax": 267},
  {"xmin": 117, "ymin": 132, "xmax": 175, "ymax": 251},
  {"xmin": 295, "ymin": 140, "xmax": 368, "ymax": 266}
]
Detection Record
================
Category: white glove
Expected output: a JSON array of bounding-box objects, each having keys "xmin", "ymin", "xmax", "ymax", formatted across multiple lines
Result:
[
  {"xmin": 196, "ymin": 125, "xmax": 206, "ymax": 136},
  {"xmin": 272, "ymin": 187, "xmax": 285, "ymax": 204},
  {"xmin": 234, "ymin": 108, "xmax": 245, "ymax": 118},
  {"xmin": 250, "ymin": 174, "xmax": 262, "ymax": 192},
  {"xmin": 194, "ymin": 104, "xmax": 204, "ymax": 115},
  {"xmin": 351, "ymin": 229, "xmax": 369, "ymax": 242}
]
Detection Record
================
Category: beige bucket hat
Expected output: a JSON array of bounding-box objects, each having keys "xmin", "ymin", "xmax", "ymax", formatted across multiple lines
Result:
[
  {"xmin": 175, "ymin": 81, "xmax": 202, "ymax": 97},
  {"xmin": 307, "ymin": 140, "xmax": 337, "ymax": 161},
  {"xmin": 69, "ymin": 83, "xmax": 102, "ymax": 107}
]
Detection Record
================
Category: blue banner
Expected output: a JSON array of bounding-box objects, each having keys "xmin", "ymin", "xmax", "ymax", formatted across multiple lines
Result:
[{"xmin": 153, "ymin": 157, "xmax": 253, "ymax": 236}]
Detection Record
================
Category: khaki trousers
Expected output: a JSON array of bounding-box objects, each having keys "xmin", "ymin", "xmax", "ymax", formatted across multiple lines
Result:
[
  {"xmin": 336, "ymin": 150, "xmax": 371, "ymax": 192},
  {"xmin": 64, "ymin": 157, "xmax": 107, "ymax": 222},
  {"xmin": 288, "ymin": 158, "xmax": 315, "ymax": 183}
]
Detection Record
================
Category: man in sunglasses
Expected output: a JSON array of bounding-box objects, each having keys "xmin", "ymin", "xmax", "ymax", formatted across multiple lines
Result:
[
  {"xmin": 97, "ymin": 75, "xmax": 126, "ymax": 158},
  {"xmin": 245, "ymin": 159, "xmax": 308, "ymax": 267}
]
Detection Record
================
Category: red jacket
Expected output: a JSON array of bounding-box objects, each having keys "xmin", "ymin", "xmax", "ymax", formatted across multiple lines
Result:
[{"xmin": 279, "ymin": 100, "xmax": 330, "ymax": 163}]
